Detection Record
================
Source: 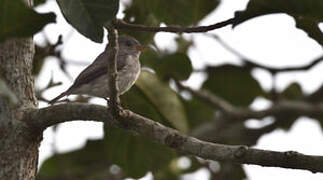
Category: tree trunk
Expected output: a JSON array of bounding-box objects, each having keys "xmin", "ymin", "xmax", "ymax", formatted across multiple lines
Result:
[{"xmin": 0, "ymin": 38, "xmax": 39, "ymax": 179}]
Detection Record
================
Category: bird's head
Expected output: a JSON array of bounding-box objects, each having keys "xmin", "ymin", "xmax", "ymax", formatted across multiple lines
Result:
[{"xmin": 118, "ymin": 35, "xmax": 146, "ymax": 56}]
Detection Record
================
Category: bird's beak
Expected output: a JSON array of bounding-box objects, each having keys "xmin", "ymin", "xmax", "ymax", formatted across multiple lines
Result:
[{"xmin": 135, "ymin": 45, "xmax": 147, "ymax": 51}]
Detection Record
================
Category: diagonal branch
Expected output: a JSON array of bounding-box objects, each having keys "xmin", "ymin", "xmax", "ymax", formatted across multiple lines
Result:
[
  {"xmin": 114, "ymin": 18, "xmax": 234, "ymax": 33},
  {"xmin": 209, "ymin": 34, "xmax": 323, "ymax": 74},
  {"xmin": 23, "ymin": 103, "xmax": 323, "ymax": 173},
  {"xmin": 176, "ymin": 81, "xmax": 323, "ymax": 120}
]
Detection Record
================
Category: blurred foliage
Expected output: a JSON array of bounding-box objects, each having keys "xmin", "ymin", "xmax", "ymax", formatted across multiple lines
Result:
[
  {"xmin": 122, "ymin": 0, "xmax": 219, "ymax": 45},
  {"xmin": 0, "ymin": 0, "xmax": 55, "ymax": 42},
  {"xmin": 123, "ymin": 71, "xmax": 189, "ymax": 133},
  {"xmin": 274, "ymin": 82, "xmax": 304, "ymax": 130},
  {"xmin": 103, "ymin": 125, "xmax": 176, "ymax": 178},
  {"xmin": 281, "ymin": 82, "xmax": 303, "ymax": 100},
  {"xmin": 210, "ymin": 163, "xmax": 246, "ymax": 180},
  {"xmin": 234, "ymin": 0, "xmax": 323, "ymax": 46},
  {"xmin": 203, "ymin": 64, "xmax": 265, "ymax": 106},
  {"xmin": 183, "ymin": 96, "xmax": 215, "ymax": 128},
  {"xmin": 38, "ymin": 140, "xmax": 122, "ymax": 180},
  {"xmin": 57, "ymin": 0, "xmax": 119, "ymax": 42},
  {"xmin": 140, "ymin": 50, "xmax": 193, "ymax": 81},
  {"xmin": 34, "ymin": 0, "xmax": 46, "ymax": 6},
  {"xmin": 1, "ymin": 0, "xmax": 321, "ymax": 179},
  {"xmin": 33, "ymin": 35, "xmax": 62, "ymax": 76}
]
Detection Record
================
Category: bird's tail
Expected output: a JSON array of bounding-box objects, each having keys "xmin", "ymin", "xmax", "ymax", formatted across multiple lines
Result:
[{"xmin": 49, "ymin": 92, "xmax": 67, "ymax": 104}]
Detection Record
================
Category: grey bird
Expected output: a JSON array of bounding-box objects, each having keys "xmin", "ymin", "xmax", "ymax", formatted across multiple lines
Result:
[{"xmin": 49, "ymin": 35, "xmax": 144, "ymax": 104}]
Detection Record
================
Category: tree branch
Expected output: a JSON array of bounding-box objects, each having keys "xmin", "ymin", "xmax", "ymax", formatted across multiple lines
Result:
[
  {"xmin": 209, "ymin": 34, "xmax": 323, "ymax": 74},
  {"xmin": 176, "ymin": 81, "xmax": 323, "ymax": 120},
  {"xmin": 114, "ymin": 18, "xmax": 234, "ymax": 33},
  {"xmin": 105, "ymin": 25, "xmax": 120, "ymax": 115},
  {"xmin": 243, "ymin": 55, "xmax": 323, "ymax": 74},
  {"xmin": 23, "ymin": 103, "xmax": 323, "ymax": 173}
]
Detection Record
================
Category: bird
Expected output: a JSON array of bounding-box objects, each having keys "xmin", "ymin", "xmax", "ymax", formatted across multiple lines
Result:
[{"xmin": 49, "ymin": 35, "xmax": 145, "ymax": 104}]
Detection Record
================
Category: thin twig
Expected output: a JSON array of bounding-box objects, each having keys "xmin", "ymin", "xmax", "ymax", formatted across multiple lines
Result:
[
  {"xmin": 176, "ymin": 81, "xmax": 323, "ymax": 120},
  {"xmin": 175, "ymin": 80, "xmax": 236, "ymax": 114},
  {"xmin": 114, "ymin": 18, "xmax": 234, "ymax": 33},
  {"xmin": 209, "ymin": 34, "xmax": 323, "ymax": 74}
]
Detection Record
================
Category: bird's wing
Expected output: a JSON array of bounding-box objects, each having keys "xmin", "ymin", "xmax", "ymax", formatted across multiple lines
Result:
[
  {"xmin": 69, "ymin": 53, "xmax": 108, "ymax": 90},
  {"xmin": 67, "ymin": 52, "xmax": 128, "ymax": 92}
]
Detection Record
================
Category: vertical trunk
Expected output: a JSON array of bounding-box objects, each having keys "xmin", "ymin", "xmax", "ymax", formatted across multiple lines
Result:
[{"xmin": 0, "ymin": 38, "xmax": 39, "ymax": 179}]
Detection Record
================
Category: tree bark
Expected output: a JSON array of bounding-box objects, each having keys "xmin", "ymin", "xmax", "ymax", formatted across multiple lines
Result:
[{"xmin": 0, "ymin": 38, "xmax": 39, "ymax": 179}]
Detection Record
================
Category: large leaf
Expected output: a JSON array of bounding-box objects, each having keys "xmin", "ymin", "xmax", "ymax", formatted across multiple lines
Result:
[
  {"xmin": 157, "ymin": 53, "xmax": 193, "ymax": 81},
  {"xmin": 202, "ymin": 64, "xmax": 264, "ymax": 106},
  {"xmin": 234, "ymin": 0, "xmax": 323, "ymax": 46},
  {"xmin": 39, "ymin": 128, "xmax": 176, "ymax": 179},
  {"xmin": 38, "ymin": 140, "xmax": 119, "ymax": 180},
  {"xmin": 122, "ymin": 0, "xmax": 220, "ymax": 45},
  {"xmin": 141, "ymin": 50, "xmax": 193, "ymax": 81},
  {"xmin": 56, "ymin": 0, "xmax": 119, "ymax": 43},
  {"xmin": 124, "ymin": 0, "xmax": 219, "ymax": 26},
  {"xmin": 0, "ymin": 0, "xmax": 55, "ymax": 41},
  {"xmin": 152, "ymin": 0, "xmax": 220, "ymax": 26},
  {"xmin": 122, "ymin": 10, "xmax": 159, "ymax": 45},
  {"xmin": 183, "ymin": 97, "xmax": 215, "ymax": 128},
  {"xmin": 103, "ymin": 125, "xmax": 176, "ymax": 178},
  {"xmin": 122, "ymin": 71, "xmax": 189, "ymax": 132},
  {"xmin": 135, "ymin": 71, "xmax": 189, "ymax": 132},
  {"xmin": 121, "ymin": 85, "xmax": 165, "ymax": 123}
]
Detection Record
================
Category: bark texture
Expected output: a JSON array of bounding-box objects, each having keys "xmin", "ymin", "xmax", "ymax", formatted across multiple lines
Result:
[{"xmin": 0, "ymin": 38, "xmax": 39, "ymax": 180}]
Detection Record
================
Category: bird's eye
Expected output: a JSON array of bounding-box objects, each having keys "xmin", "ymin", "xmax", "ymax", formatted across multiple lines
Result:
[{"xmin": 126, "ymin": 40, "xmax": 132, "ymax": 47}]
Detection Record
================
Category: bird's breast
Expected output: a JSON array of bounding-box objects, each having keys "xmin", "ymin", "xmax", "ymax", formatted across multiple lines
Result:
[
  {"xmin": 72, "ymin": 55, "xmax": 140, "ymax": 98},
  {"xmin": 117, "ymin": 55, "xmax": 141, "ymax": 95}
]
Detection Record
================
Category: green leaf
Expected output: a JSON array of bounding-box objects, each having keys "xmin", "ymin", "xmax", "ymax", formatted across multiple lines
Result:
[
  {"xmin": 233, "ymin": 0, "xmax": 323, "ymax": 46},
  {"xmin": 175, "ymin": 36, "xmax": 194, "ymax": 53},
  {"xmin": 104, "ymin": 125, "xmax": 176, "ymax": 178},
  {"xmin": 56, "ymin": 0, "xmax": 119, "ymax": 43},
  {"xmin": 140, "ymin": 50, "xmax": 193, "ymax": 81},
  {"xmin": 121, "ymin": 85, "xmax": 165, "ymax": 123},
  {"xmin": 121, "ymin": 71, "xmax": 189, "ymax": 132},
  {"xmin": 38, "ymin": 140, "xmax": 113, "ymax": 179},
  {"xmin": 122, "ymin": 0, "xmax": 219, "ymax": 44},
  {"xmin": 211, "ymin": 163, "xmax": 246, "ymax": 180},
  {"xmin": 294, "ymin": 17, "xmax": 323, "ymax": 46},
  {"xmin": 281, "ymin": 82, "xmax": 303, "ymax": 100},
  {"xmin": 234, "ymin": 0, "xmax": 323, "ymax": 25},
  {"xmin": 0, "ymin": 0, "xmax": 56, "ymax": 41},
  {"xmin": 34, "ymin": 0, "xmax": 46, "ymax": 6},
  {"xmin": 154, "ymin": 156, "xmax": 202, "ymax": 180},
  {"xmin": 183, "ymin": 97, "xmax": 215, "ymax": 128},
  {"xmin": 275, "ymin": 82, "xmax": 303, "ymax": 130},
  {"xmin": 157, "ymin": 53, "xmax": 193, "ymax": 81},
  {"xmin": 122, "ymin": 13, "xmax": 159, "ymax": 45},
  {"xmin": 152, "ymin": 0, "xmax": 220, "ymax": 26},
  {"xmin": 124, "ymin": 0, "xmax": 219, "ymax": 26},
  {"xmin": 136, "ymin": 71, "xmax": 189, "ymax": 132},
  {"xmin": 140, "ymin": 49, "xmax": 160, "ymax": 69},
  {"xmin": 202, "ymin": 64, "xmax": 264, "ymax": 106}
]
